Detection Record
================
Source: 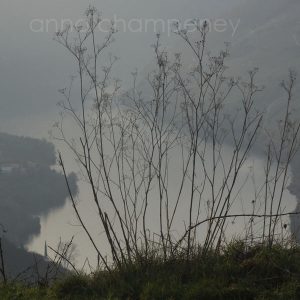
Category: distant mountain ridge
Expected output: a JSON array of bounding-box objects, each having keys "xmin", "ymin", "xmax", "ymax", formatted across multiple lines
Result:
[
  {"xmin": 0, "ymin": 132, "xmax": 56, "ymax": 166},
  {"xmin": 0, "ymin": 237, "xmax": 66, "ymax": 282}
]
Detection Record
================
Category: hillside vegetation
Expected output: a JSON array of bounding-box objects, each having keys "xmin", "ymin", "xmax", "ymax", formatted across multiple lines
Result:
[{"xmin": 1, "ymin": 241, "xmax": 300, "ymax": 300}]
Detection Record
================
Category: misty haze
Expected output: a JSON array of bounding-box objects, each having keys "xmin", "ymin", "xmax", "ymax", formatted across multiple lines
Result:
[{"xmin": 0, "ymin": 1, "xmax": 300, "ymax": 299}]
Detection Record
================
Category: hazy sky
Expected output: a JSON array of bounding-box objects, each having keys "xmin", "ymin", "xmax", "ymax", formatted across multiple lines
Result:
[
  {"xmin": 0, "ymin": 0, "xmax": 298, "ymax": 136},
  {"xmin": 0, "ymin": 0, "xmax": 244, "ymax": 134}
]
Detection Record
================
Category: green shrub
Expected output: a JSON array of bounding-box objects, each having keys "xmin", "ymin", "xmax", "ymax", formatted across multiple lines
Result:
[{"xmin": 52, "ymin": 274, "xmax": 94, "ymax": 300}]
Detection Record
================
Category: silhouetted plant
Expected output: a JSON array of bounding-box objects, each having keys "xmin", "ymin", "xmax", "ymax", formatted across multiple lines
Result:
[{"xmin": 54, "ymin": 7, "xmax": 300, "ymax": 271}]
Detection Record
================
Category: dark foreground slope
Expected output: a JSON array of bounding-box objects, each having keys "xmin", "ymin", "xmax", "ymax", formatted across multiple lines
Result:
[{"xmin": 0, "ymin": 238, "xmax": 66, "ymax": 283}]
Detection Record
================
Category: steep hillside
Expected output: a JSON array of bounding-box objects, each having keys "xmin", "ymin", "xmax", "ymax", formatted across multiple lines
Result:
[{"xmin": 0, "ymin": 133, "xmax": 77, "ymax": 277}]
